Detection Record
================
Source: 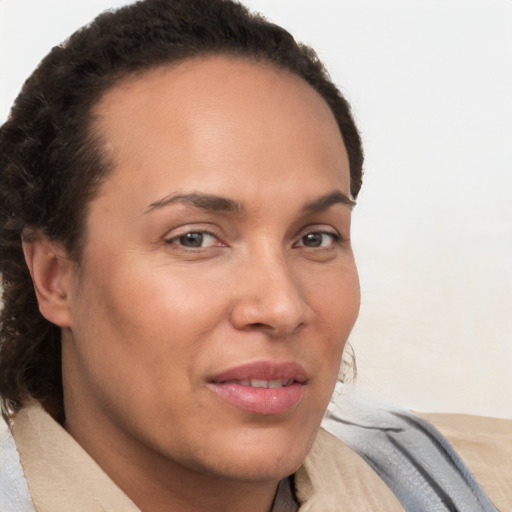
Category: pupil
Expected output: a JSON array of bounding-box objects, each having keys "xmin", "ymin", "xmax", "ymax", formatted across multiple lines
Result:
[
  {"xmin": 304, "ymin": 233, "xmax": 322, "ymax": 247},
  {"xmin": 181, "ymin": 233, "xmax": 203, "ymax": 247}
]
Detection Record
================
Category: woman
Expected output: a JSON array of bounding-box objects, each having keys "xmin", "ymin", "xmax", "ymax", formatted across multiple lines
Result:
[{"xmin": 0, "ymin": 1, "xmax": 508, "ymax": 510}]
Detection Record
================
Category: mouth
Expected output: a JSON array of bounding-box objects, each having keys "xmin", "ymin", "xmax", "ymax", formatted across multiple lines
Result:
[{"xmin": 207, "ymin": 361, "xmax": 307, "ymax": 415}]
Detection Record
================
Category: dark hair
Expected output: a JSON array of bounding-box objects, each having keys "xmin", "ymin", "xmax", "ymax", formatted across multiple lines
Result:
[{"xmin": 0, "ymin": 0, "xmax": 363, "ymax": 419}]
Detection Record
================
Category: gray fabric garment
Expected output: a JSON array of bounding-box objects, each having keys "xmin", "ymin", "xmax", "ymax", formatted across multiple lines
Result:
[
  {"xmin": 272, "ymin": 477, "xmax": 300, "ymax": 512},
  {"xmin": 0, "ymin": 421, "xmax": 36, "ymax": 512},
  {"xmin": 322, "ymin": 392, "xmax": 499, "ymax": 512}
]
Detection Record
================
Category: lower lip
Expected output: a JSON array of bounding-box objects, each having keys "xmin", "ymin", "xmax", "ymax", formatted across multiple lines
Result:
[{"xmin": 208, "ymin": 382, "xmax": 305, "ymax": 415}]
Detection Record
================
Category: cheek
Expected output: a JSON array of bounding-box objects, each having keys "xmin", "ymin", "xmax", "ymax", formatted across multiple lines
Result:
[
  {"xmin": 69, "ymin": 256, "xmax": 232, "ymax": 392},
  {"xmin": 299, "ymin": 262, "xmax": 360, "ymax": 387},
  {"xmin": 85, "ymin": 254, "xmax": 220, "ymax": 329},
  {"xmin": 321, "ymin": 268, "xmax": 359, "ymax": 358},
  {"xmin": 65, "ymin": 264, "xmax": 211, "ymax": 429},
  {"xmin": 306, "ymin": 262, "xmax": 360, "ymax": 333}
]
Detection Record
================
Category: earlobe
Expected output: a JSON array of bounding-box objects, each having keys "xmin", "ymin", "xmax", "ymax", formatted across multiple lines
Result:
[{"xmin": 22, "ymin": 233, "xmax": 74, "ymax": 328}]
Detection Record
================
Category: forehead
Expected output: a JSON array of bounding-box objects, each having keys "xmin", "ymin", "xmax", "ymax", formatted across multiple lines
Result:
[
  {"xmin": 95, "ymin": 55, "xmax": 339, "ymax": 130},
  {"xmin": 91, "ymin": 55, "xmax": 349, "ymax": 205}
]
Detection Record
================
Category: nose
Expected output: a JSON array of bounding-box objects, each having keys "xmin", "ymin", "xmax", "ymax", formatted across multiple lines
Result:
[{"xmin": 229, "ymin": 248, "xmax": 310, "ymax": 337}]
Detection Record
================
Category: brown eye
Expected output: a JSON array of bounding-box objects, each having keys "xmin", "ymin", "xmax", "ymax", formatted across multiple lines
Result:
[
  {"xmin": 297, "ymin": 232, "xmax": 338, "ymax": 248},
  {"xmin": 179, "ymin": 232, "xmax": 204, "ymax": 247},
  {"xmin": 167, "ymin": 231, "xmax": 219, "ymax": 248},
  {"xmin": 302, "ymin": 233, "xmax": 322, "ymax": 247}
]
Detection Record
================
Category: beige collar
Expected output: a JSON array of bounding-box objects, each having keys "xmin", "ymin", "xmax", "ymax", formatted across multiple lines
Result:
[
  {"xmin": 12, "ymin": 402, "xmax": 403, "ymax": 511},
  {"xmin": 294, "ymin": 428, "xmax": 402, "ymax": 510},
  {"xmin": 12, "ymin": 403, "xmax": 139, "ymax": 512}
]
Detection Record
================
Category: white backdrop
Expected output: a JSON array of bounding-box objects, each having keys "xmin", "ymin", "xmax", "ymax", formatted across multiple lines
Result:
[{"xmin": 1, "ymin": 0, "xmax": 511, "ymax": 418}]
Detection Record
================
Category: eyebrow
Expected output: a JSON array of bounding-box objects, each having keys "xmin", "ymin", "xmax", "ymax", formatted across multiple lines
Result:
[
  {"xmin": 144, "ymin": 192, "xmax": 242, "ymax": 215},
  {"xmin": 143, "ymin": 189, "xmax": 355, "ymax": 215},
  {"xmin": 302, "ymin": 190, "xmax": 356, "ymax": 213}
]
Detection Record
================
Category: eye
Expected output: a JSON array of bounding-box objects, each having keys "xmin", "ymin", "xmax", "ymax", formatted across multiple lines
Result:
[
  {"xmin": 296, "ymin": 231, "xmax": 339, "ymax": 249},
  {"xmin": 166, "ymin": 231, "xmax": 220, "ymax": 248}
]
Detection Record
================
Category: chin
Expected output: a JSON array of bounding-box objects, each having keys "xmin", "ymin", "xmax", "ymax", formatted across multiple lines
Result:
[
  {"xmin": 187, "ymin": 422, "xmax": 320, "ymax": 482},
  {"xmin": 205, "ymin": 448, "xmax": 307, "ymax": 483}
]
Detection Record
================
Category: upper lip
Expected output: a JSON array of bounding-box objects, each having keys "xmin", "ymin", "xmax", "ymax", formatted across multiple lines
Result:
[{"xmin": 209, "ymin": 361, "xmax": 308, "ymax": 384}]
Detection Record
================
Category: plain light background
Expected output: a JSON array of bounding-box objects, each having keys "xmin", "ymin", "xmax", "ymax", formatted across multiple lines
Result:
[{"xmin": 1, "ymin": 0, "xmax": 511, "ymax": 419}]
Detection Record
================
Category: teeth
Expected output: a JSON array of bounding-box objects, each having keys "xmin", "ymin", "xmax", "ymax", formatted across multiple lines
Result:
[
  {"xmin": 244, "ymin": 379, "xmax": 291, "ymax": 388},
  {"xmin": 250, "ymin": 379, "xmax": 268, "ymax": 388},
  {"xmin": 223, "ymin": 379, "xmax": 294, "ymax": 388}
]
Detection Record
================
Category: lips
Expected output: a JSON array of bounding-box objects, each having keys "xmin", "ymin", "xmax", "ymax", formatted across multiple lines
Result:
[{"xmin": 207, "ymin": 361, "xmax": 307, "ymax": 415}]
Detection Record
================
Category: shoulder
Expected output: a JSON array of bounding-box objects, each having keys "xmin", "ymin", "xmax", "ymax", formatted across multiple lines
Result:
[
  {"xmin": 302, "ymin": 393, "xmax": 506, "ymax": 511},
  {"xmin": 297, "ymin": 428, "xmax": 404, "ymax": 510},
  {"xmin": 418, "ymin": 411, "xmax": 512, "ymax": 512}
]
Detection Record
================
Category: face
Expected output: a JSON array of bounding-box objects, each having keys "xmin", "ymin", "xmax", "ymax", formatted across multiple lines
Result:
[{"xmin": 60, "ymin": 56, "xmax": 360, "ymax": 484}]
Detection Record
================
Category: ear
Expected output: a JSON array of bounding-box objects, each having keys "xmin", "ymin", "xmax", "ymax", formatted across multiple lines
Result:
[{"xmin": 22, "ymin": 233, "xmax": 75, "ymax": 328}]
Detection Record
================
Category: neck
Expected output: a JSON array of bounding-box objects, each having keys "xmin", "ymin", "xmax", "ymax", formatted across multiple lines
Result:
[
  {"xmin": 63, "ymin": 405, "xmax": 283, "ymax": 512},
  {"xmin": 103, "ymin": 445, "xmax": 281, "ymax": 512}
]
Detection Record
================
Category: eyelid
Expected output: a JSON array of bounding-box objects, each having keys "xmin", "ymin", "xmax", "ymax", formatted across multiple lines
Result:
[{"xmin": 295, "ymin": 224, "xmax": 342, "ymax": 241}]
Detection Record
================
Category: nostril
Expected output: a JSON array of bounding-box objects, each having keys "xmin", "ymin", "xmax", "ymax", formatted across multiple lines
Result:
[
  {"xmin": 243, "ymin": 320, "xmax": 305, "ymax": 337},
  {"xmin": 248, "ymin": 322, "xmax": 267, "ymax": 330}
]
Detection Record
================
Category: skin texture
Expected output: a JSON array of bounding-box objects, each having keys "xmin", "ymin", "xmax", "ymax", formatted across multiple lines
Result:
[{"xmin": 24, "ymin": 56, "xmax": 360, "ymax": 512}]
